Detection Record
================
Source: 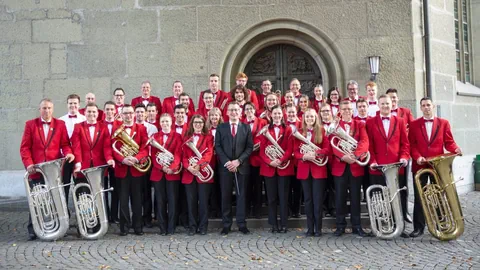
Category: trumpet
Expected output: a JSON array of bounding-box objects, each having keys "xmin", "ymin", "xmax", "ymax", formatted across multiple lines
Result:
[
  {"xmin": 73, "ymin": 165, "xmax": 112, "ymax": 240},
  {"xmin": 257, "ymin": 125, "xmax": 290, "ymax": 169},
  {"xmin": 292, "ymin": 130, "xmax": 328, "ymax": 166},
  {"xmin": 327, "ymin": 122, "xmax": 370, "ymax": 166},
  {"xmin": 112, "ymin": 124, "xmax": 151, "ymax": 173},
  {"xmin": 24, "ymin": 158, "xmax": 71, "ymax": 241},
  {"xmin": 146, "ymin": 136, "xmax": 182, "ymax": 174},
  {"xmin": 185, "ymin": 138, "xmax": 214, "ymax": 182},
  {"xmin": 414, "ymin": 153, "xmax": 464, "ymax": 241}
]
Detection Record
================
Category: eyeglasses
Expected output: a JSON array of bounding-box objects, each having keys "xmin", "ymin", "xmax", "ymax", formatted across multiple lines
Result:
[
  {"xmin": 244, "ymin": 107, "xmax": 255, "ymax": 111},
  {"xmin": 320, "ymin": 110, "xmax": 331, "ymax": 113},
  {"xmin": 122, "ymin": 112, "xmax": 134, "ymax": 115},
  {"xmin": 341, "ymin": 108, "xmax": 353, "ymax": 111},
  {"xmin": 228, "ymin": 109, "xmax": 240, "ymax": 112},
  {"xmin": 114, "ymin": 94, "xmax": 125, "ymax": 97}
]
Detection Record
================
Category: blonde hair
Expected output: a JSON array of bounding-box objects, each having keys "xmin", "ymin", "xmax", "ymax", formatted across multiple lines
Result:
[
  {"xmin": 206, "ymin": 107, "xmax": 223, "ymax": 129},
  {"xmin": 301, "ymin": 108, "xmax": 323, "ymax": 144}
]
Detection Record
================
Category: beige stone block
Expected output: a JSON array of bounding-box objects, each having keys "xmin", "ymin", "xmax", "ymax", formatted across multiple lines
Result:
[
  {"xmin": 302, "ymin": 2, "xmax": 367, "ymax": 38},
  {"xmin": 33, "ymin": 19, "xmax": 82, "ymax": 43},
  {"xmin": 198, "ymin": 6, "xmax": 260, "ymax": 41},
  {"xmin": 3, "ymin": 0, "xmax": 64, "ymax": 9},
  {"xmin": 159, "ymin": 8, "xmax": 196, "ymax": 43},
  {"xmin": 433, "ymin": 73, "xmax": 455, "ymax": 101},
  {"xmin": 83, "ymin": 10, "xmax": 157, "ymax": 44},
  {"xmin": 90, "ymin": 78, "xmax": 112, "ymax": 104},
  {"xmin": 0, "ymin": 6, "xmax": 13, "ymax": 21},
  {"xmin": 16, "ymin": 108, "xmax": 39, "ymax": 131},
  {"xmin": 47, "ymin": 9, "xmax": 72, "ymax": 19},
  {"xmin": 430, "ymin": 0, "xmax": 447, "ymax": 10},
  {"xmin": 172, "ymin": 43, "xmax": 207, "ymax": 77},
  {"xmin": 0, "ymin": 132, "xmax": 6, "ymax": 169},
  {"xmin": 67, "ymin": 44, "xmax": 126, "ymax": 77},
  {"xmin": 0, "ymin": 109, "xmax": 18, "ymax": 131},
  {"xmin": 15, "ymin": 10, "xmax": 47, "ymax": 20},
  {"xmin": 464, "ymin": 130, "xmax": 480, "ymax": 155},
  {"xmin": 0, "ymin": 45, "xmax": 22, "ymax": 80},
  {"xmin": 0, "ymin": 81, "xmax": 31, "ymax": 109},
  {"xmin": 435, "ymin": 101, "xmax": 452, "ymax": 120},
  {"xmin": 334, "ymin": 38, "xmax": 362, "ymax": 81},
  {"xmin": 51, "ymin": 49, "xmax": 67, "ymax": 74},
  {"xmin": 223, "ymin": 0, "xmax": 276, "ymax": 4},
  {"xmin": 139, "ymin": 0, "xmax": 220, "ymax": 7},
  {"xmin": 44, "ymin": 78, "xmax": 91, "ymax": 103},
  {"xmin": 0, "ymin": 21, "xmax": 31, "ymax": 42},
  {"xmin": 451, "ymin": 130, "xmax": 465, "ymax": 151},
  {"xmin": 50, "ymin": 44, "xmax": 66, "ymax": 50},
  {"xmin": 67, "ymin": 0, "xmax": 123, "ymax": 9},
  {"xmin": 127, "ymin": 43, "xmax": 171, "ymax": 77},
  {"xmin": 4, "ymin": 131, "xmax": 23, "ymax": 170},
  {"xmin": 451, "ymin": 104, "xmax": 479, "ymax": 129},
  {"xmin": 367, "ymin": 1, "xmax": 412, "ymax": 37},
  {"xmin": 430, "ymin": 41, "xmax": 456, "ymax": 76},
  {"xmin": 23, "ymin": 44, "xmax": 50, "ymax": 79},
  {"xmin": 27, "ymin": 80, "xmax": 45, "ymax": 108},
  {"xmin": 260, "ymin": 4, "xmax": 301, "ymax": 20},
  {"xmin": 112, "ymin": 77, "xmax": 173, "ymax": 100},
  {"xmin": 207, "ymin": 42, "xmax": 228, "ymax": 74},
  {"xmin": 454, "ymin": 94, "xmax": 480, "ymax": 104},
  {"xmin": 430, "ymin": 9, "xmax": 454, "ymax": 44}
]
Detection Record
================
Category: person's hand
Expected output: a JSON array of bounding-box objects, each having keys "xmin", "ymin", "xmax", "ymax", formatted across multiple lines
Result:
[
  {"xmin": 65, "ymin": 153, "xmax": 75, "ymax": 163},
  {"xmin": 123, "ymin": 157, "xmax": 135, "ymax": 166},
  {"xmin": 417, "ymin": 157, "xmax": 426, "ymax": 165},
  {"xmin": 455, "ymin": 148, "xmax": 463, "ymax": 156},
  {"xmin": 341, "ymin": 154, "xmax": 355, "ymax": 165},
  {"xmin": 164, "ymin": 167, "xmax": 173, "ymax": 174},
  {"xmin": 303, "ymin": 152, "xmax": 315, "ymax": 161},
  {"xmin": 400, "ymin": 158, "xmax": 408, "ymax": 167},
  {"xmin": 370, "ymin": 162, "xmax": 378, "ymax": 170},
  {"xmin": 107, "ymin": 159, "xmax": 115, "ymax": 168},
  {"xmin": 27, "ymin": 165, "xmax": 36, "ymax": 175}
]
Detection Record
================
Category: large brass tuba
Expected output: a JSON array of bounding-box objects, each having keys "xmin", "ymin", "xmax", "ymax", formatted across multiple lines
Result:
[
  {"xmin": 24, "ymin": 158, "xmax": 72, "ymax": 241},
  {"xmin": 257, "ymin": 125, "xmax": 290, "ymax": 169},
  {"xmin": 366, "ymin": 162, "xmax": 407, "ymax": 239},
  {"xmin": 72, "ymin": 165, "xmax": 112, "ymax": 240},
  {"xmin": 112, "ymin": 124, "xmax": 151, "ymax": 173},
  {"xmin": 146, "ymin": 136, "xmax": 182, "ymax": 174},
  {"xmin": 326, "ymin": 122, "xmax": 370, "ymax": 166},
  {"xmin": 185, "ymin": 138, "xmax": 214, "ymax": 182},
  {"xmin": 414, "ymin": 153, "xmax": 464, "ymax": 241},
  {"xmin": 292, "ymin": 130, "xmax": 328, "ymax": 166}
]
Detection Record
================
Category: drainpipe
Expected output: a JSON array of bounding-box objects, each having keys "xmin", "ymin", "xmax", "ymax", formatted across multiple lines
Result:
[{"xmin": 423, "ymin": 0, "xmax": 433, "ymax": 98}]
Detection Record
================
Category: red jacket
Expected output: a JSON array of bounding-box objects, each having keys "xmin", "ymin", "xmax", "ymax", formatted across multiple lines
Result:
[
  {"xmin": 330, "ymin": 120, "xmax": 370, "ymax": 177},
  {"xmin": 353, "ymin": 115, "xmax": 372, "ymax": 124},
  {"xmin": 101, "ymin": 119, "xmax": 122, "ymax": 136},
  {"xmin": 181, "ymin": 133, "xmax": 214, "ymax": 184},
  {"xmin": 79, "ymin": 108, "xmax": 104, "ymax": 121},
  {"xmin": 259, "ymin": 125, "xmax": 294, "ymax": 177},
  {"xmin": 198, "ymin": 89, "xmax": 228, "ymax": 110},
  {"xmin": 222, "ymin": 102, "xmax": 245, "ymax": 122},
  {"xmin": 111, "ymin": 123, "xmax": 149, "ymax": 178},
  {"xmin": 150, "ymin": 131, "xmax": 183, "ymax": 181},
  {"xmin": 376, "ymin": 107, "xmax": 415, "ymax": 128},
  {"xmin": 172, "ymin": 122, "xmax": 188, "ymax": 139},
  {"xmin": 195, "ymin": 107, "xmax": 213, "ymax": 120},
  {"xmin": 293, "ymin": 129, "xmax": 331, "ymax": 179},
  {"xmin": 162, "ymin": 96, "xmax": 195, "ymax": 118},
  {"xmin": 243, "ymin": 117, "xmax": 268, "ymax": 167},
  {"xmin": 20, "ymin": 118, "xmax": 73, "ymax": 179},
  {"xmin": 224, "ymin": 89, "xmax": 260, "ymax": 110},
  {"xmin": 71, "ymin": 122, "xmax": 113, "ymax": 177},
  {"xmin": 131, "ymin": 96, "xmax": 162, "ymax": 114},
  {"xmin": 366, "ymin": 115, "xmax": 410, "ymax": 175},
  {"xmin": 408, "ymin": 117, "xmax": 459, "ymax": 174},
  {"xmin": 311, "ymin": 98, "xmax": 326, "ymax": 113}
]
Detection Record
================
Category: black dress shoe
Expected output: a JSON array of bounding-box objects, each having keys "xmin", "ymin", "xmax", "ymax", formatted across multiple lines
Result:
[
  {"xmin": 188, "ymin": 229, "xmax": 196, "ymax": 236},
  {"xmin": 135, "ymin": 231, "xmax": 144, "ymax": 236},
  {"xmin": 400, "ymin": 232, "xmax": 410, "ymax": 238},
  {"xmin": 352, "ymin": 228, "xmax": 369, "ymax": 237},
  {"xmin": 112, "ymin": 219, "xmax": 120, "ymax": 224},
  {"xmin": 270, "ymin": 227, "xmax": 279, "ymax": 233},
  {"xmin": 239, "ymin": 227, "xmax": 250, "ymax": 234},
  {"xmin": 334, "ymin": 228, "xmax": 345, "ymax": 236},
  {"xmin": 292, "ymin": 213, "xmax": 301, "ymax": 218},
  {"xmin": 159, "ymin": 230, "xmax": 167, "ymax": 236},
  {"xmin": 144, "ymin": 221, "xmax": 153, "ymax": 228},
  {"xmin": 220, "ymin": 227, "xmax": 230, "ymax": 235},
  {"xmin": 119, "ymin": 231, "xmax": 128, "ymax": 236},
  {"xmin": 409, "ymin": 229, "xmax": 424, "ymax": 238},
  {"xmin": 306, "ymin": 230, "xmax": 314, "ymax": 236},
  {"xmin": 28, "ymin": 233, "xmax": 37, "ymax": 241},
  {"xmin": 199, "ymin": 230, "xmax": 207, "ymax": 235},
  {"xmin": 314, "ymin": 232, "xmax": 322, "ymax": 237},
  {"xmin": 280, "ymin": 227, "xmax": 288, "ymax": 233}
]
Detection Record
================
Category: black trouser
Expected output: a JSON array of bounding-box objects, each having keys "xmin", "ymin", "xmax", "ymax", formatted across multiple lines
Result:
[
  {"xmin": 177, "ymin": 181, "xmax": 189, "ymax": 227},
  {"xmin": 413, "ymin": 173, "xmax": 428, "ymax": 231},
  {"xmin": 208, "ymin": 166, "xmax": 221, "ymax": 216},
  {"xmin": 289, "ymin": 173, "xmax": 302, "ymax": 215},
  {"xmin": 62, "ymin": 161, "xmax": 74, "ymax": 210},
  {"xmin": 302, "ymin": 175, "xmax": 327, "ymax": 233},
  {"xmin": 27, "ymin": 176, "xmax": 45, "ymax": 236},
  {"xmin": 219, "ymin": 171, "xmax": 247, "ymax": 229},
  {"xmin": 119, "ymin": 169, "xmax": 143, "ymax": 232},
  {"xmin": 142, "ymin": 171, "xmax": 153, "ymax": 223},
  {"xmin": 362, "ymin": 166, "xmax": 370, "ymax": 201},
  {"xmin": 247, "ymin": 166, "xmax": 263, "ymax": 215},
  {"xmin": 370, "ymin": 173, "xmax": 408, "ymax": 220},
  {"xmin": 335, "ymin": 165, "xmax": 362, "ymax": 229},
  {"xmin": 323, "ymin": 169, "xmax": 335, "ymax": 214},
  {"xmin": 265, "ymin": 175, "xmax": 290, "ymax": 228},
  {"xmin": 108, "ymin": 167, "xmax": 120, "ymax": 221},
  {"xmin": 153, "ymin": 178, "xmax": 179, "ymax": 234},
  {"xmin": 185, "ymin": 180, "xmax": 212, "ymax": 232}
]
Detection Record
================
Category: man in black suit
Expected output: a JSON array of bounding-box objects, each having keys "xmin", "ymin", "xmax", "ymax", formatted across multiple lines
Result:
[{"xmin": 215, "ymin": 101, "xmax": 254, "ymax": 235}]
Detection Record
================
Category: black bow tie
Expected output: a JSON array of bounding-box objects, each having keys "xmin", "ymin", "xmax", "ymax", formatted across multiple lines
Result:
[
  {"xmin": 424, "ymin": 119, "xmax": 433, "ymax": 123},
  {"xmin": 381, "ymin": 117, "xmax": 390, "ymax": 121}
]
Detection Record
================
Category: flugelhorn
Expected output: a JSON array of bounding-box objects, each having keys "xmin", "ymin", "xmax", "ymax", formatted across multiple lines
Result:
[
  {"xmin": 327, "ymin": 122, "xmax": 370, "ymax": 166},
  {"xmin": 73, "ymin": 165, "xmax": 112, "ymax": 240},
  {"xmin": 185, "ymin": 138, "xmax": 214, "ymax": 182},
  {"xmin": 112, "ymin": 124, "xmax": 151, "ymax": 173},
  {"xmin": 24, "ymin": 158, "xmax": 71, "ymax": 241},
  {"xmin": 292, "ymin": 130, "xmax": 328, "ymax": 166},
  {"xmin": 146, "ymin": 136, "xmax": 182, "ymax": 174},
  {"xmin": 366, "ymin": 162, "xmax": 407, "ymax": 239},
  {"xmin": 415, "ymin": 153, "xmax": 464, "ymax": 241},
  {"xmin": 257, "ymin": 125, "xmax": 290, "ymax": 169}
]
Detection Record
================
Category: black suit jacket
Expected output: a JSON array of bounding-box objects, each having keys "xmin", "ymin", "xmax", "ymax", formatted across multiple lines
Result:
[{"xmin": 215, "ymin": 122, "xmax": 253, "ymax": 175}]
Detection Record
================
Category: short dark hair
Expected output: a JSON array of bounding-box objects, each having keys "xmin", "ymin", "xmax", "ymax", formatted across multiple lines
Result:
[
  {"xmin": 85, "ymin": 102, "xmax": 98, "ymax": 110},
  {"xmin": 104, "ymin": 101, "xmax": 115, "ymax": 109},
  {"xmin": 420, "ymin": 97, "xmax": 433, "ymax": 105},
  {"xmin": 378, "ymin": 94, "xmax": 390, "ymax": 101},
  {"xmin": 134, "ymin": 103, "xmax": 146, "ymax": 111},
  {"xmin": 209, "ymin": 73, "xmax": 219, "ymax": 78},
  {"xmin": 179, "ymin": 92, "xmax": 189, "ymax": 98},
  {"xmin": 386, "ymin": 88, "xmax": 398, "ymax": 94},
  {"xmin": 146, "ymin": 102, "xmax": 157, "ymax": 110},
  {"xmin": 174, "ymin": 104, "xmax": 186, "ymax": 112},
  {"xmin": 113, "ymin": 87, "xmax": 125, "ymax": 95},
  {"xmin": 356, "ymin": 98, "xmax": 368, "ymax": 106},
  {"xmin": 203, "ymin": 89, "xmax": 214, "ymax": 98},
  {"xmin": 122, "ymin": 104, "xmax": 133, "ymax": 111},
  {"xmin": 67, "ymin": 94, "xmax": 81, "ymax": 102}
]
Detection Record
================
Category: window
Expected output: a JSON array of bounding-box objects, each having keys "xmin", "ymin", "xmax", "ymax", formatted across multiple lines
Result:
[{"xmin": 454, "ymin": 0, "xmax": 472, "ymax": 83}]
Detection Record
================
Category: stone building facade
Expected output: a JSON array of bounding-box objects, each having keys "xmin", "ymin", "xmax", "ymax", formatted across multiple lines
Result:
[{"xmin": 0, "ymin": 0, "xmax": 478, "ymax": 195}]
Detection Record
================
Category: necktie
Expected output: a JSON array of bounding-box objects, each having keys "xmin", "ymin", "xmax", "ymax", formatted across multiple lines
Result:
[
  {"xmin": 424, "ymin": 119, "xmax": 433, "ymax": 123},
  {"xmin": 68, "ymin": 115, "xmax": 77, "ymax": 118},
  {"xmin": 382, "ymin": 117, "xmax": 390, "ymax": 121},
  {"xmin": 231, "ymin": 123, "xmax": 236, "ymax": 137}
]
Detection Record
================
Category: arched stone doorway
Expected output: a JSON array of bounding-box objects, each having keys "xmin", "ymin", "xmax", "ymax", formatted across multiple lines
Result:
[{"xmin": 244, "ymin": 44, "xmax": 323, "ymax": 97}]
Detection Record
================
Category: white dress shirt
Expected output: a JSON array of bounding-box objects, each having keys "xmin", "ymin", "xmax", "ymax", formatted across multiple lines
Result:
[
  {"xmin": 41, "ymin": 118, "xmax": 50, "ymax": 140},
  {"xmin": 88, "ymin": 125, "xmax": 95, "ymax": 141},
  {"xmin": 274, "ymin": 126, "xmax": 280, "ymax": 140},
  {"xmin": 306, "ymin": 130, "xmax": 312, "ymax": 141},
  {"xmin": 193, "ymin": 133, "xmax": 200, "ymax": 145},
  {"xmin": 381, "ymin": 115, "xmax": 391, "ymax": 135},
  {"xmin": 367, "ymin": 101, "xmax": 379, "ymax": 117},
  {"xmin": 175, "ymin": 122, "xmax": 184, "ymax": 135},
  {"xmin": 59, "ymin": 113, "xmax": 86, "ymax": 138},
  {"xmin": 104, "ymin": 120, "xmax": 114, "ymax": 135},
  {"xmin": 424, "ymin": 117, "xmax": 434, "ymax": 141},
  {"xmin": 211, "ymin": 128, "xmax": 217, "ymax": 141}
]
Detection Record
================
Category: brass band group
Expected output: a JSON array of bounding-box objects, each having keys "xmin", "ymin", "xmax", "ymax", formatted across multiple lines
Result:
[{"xmin": 19, "ymin": 72, "xmax": 464, "ymax": 242}]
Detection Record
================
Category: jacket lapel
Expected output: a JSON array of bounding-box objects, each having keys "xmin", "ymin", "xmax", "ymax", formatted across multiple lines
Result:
[
  {"xmin": 91, "ymin": 124, "xmax": 101, "ymax": 148},
  {"xmin": 376, "ymin": 116, "xmax": 388, "ymax": 141},
  {"xmin": 429, "ymin": 118, "xmax": 440, "ymax": 145},
  {"xmin": 36, "ymin": 118, "xmax": 47, "ymax": 146}
]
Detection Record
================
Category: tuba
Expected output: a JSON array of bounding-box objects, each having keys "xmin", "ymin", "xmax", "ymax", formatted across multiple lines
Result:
[
  {"xmin": 292, "ymin": 130, "xmax": 328, "ymax": 166},
  {"xmin": 72, "ymin": 165, "xmax": 112, "ymax": 240},
  {"xmin": 24, "ymin": 158, "xmax": 72, "ymax": 241},
  {"xmin": 185, "ymin": 138, "xmax": 214, "ymax": 182},
  {"xmin": 112, "ymin": 124, "xmax": 151, "ymax": 173},
  {"xmin": 257, "ymin": 125, "xmax": 290, "ymax": 169},
  {"xmin": 327, "ymin": 122, "xmax": 370, "ymax": 166},
  {"xmin": 414, "ymin": 153, "xmax": 464, "ymax": 241},
  {"xmin": 146, "ymin": 136, "xmax": 182, "ymax": 174},
  {"xmin": 366, "ymin": 162, "xmax": 407, "ymax": 239}
]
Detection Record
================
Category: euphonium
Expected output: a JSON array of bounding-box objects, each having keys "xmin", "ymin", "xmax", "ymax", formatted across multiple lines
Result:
[
  {"xmin": 415, "ymin": 153, "xmax": 464, "ymax": 241},
  {"xmin": 146, "ymin": 136, "xmax": 182, "ymax": 174},
  {"xmin": 73, "ymin": 165, "xmax": 113, "ymax": 240},
  {"xmin": 327, "ymin": 122, "xmax": 370, "ymax": 166},
  {"xmin": 257, "ymin": 125, "xmax": 290, "ymax": 169},
  {"xmin": 366, "ymin": 162, "xmax": 407, "ymax": 239},
  {"xmin": 24, "ymin": 158, "xmax": 71, "ymax": 241},
  {"xmin": 185, "ymin": 138, "xmax": 214, "ymax": 182},
  {"xmin": 292, "ymin": 130, "xmax": 328, "ymax": 166},
  {"xmin": 112, "ymin": 124, "xmax": 151, "ymax": 173}
]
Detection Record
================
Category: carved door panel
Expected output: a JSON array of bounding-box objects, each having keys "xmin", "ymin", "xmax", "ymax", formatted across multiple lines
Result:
[{"xmin": 245, "ymin": 44, "xmax": 322, "ymax": 98}]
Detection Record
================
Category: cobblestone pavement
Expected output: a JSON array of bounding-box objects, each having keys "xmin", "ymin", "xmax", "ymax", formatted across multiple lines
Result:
[{"xmin": 0, "ymin": 193, "xmax": 479, "ymax": 270}]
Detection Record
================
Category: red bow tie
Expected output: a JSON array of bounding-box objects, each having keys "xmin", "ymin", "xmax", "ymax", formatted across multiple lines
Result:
[
  {"xmin": 424, "ymin": 119, "xmax": 433, "ymax": 123},
  {"xmin": 68, "ymin": 115, "xmax": 77, "ymax": 118},
  {"xmin": 43, "ymin": 121, "xmax": 51, "ymax": 125},
  {"xmin": 142, "ymin": 98, "xmax": 150, "ymax": 101},
  {"xmin": 323, "ymin": 122, "xmax": 330, "ymax": 125},
  {"xmin": 369, "ymin": 101, "xmax": 377, "ymax": 105},
  {"xmin": 381, "ymin": 117, "xmax": 390, "ymax": 121},
  {"xmin": 211, "ymin": 127, "xmax": 216, "ymax": 130},
  {"xmin": 287, "ymin": 121, "xmax": 296, "ymax": 124},
  {"xmin": 176, "ymin": 124, "xmax": 183, "ymax": 128},
  {"xmin": 331, "ymin": 104, "xmax": 339, "ymax": 108},
  {"xmin": 391, "ymin": 109, "xmax": 398, "ymax": 113},
  {"xmin": 247, "ymin": 120, "xmax": 254, "ymax": 124},
  {"xmin": 194, "ymin": 133, "xmax": 201, "ymax": 136},
  {"xmin": 163, "ymin": 132, "xmax": 170, "ymax": 136},
  {"xmin": 274, "ymin": 124, "xmax": 282, "ymax": 128},
  {"xmin": 87, "ymin": 123, "xmax": 96, "ymax": 128}
]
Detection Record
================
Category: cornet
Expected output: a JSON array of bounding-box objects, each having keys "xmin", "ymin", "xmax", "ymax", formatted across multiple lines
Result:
[
  {"xmin": 292, "ymin": 130, "xmax": 328, "ymax": 166},
  {"xmin": 185, "ymin": 138, "xmax": 214, "ymax": 182},
  {"xmin": 257, "ymin": 125, "xmax": 290, "ymax": 169}
]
